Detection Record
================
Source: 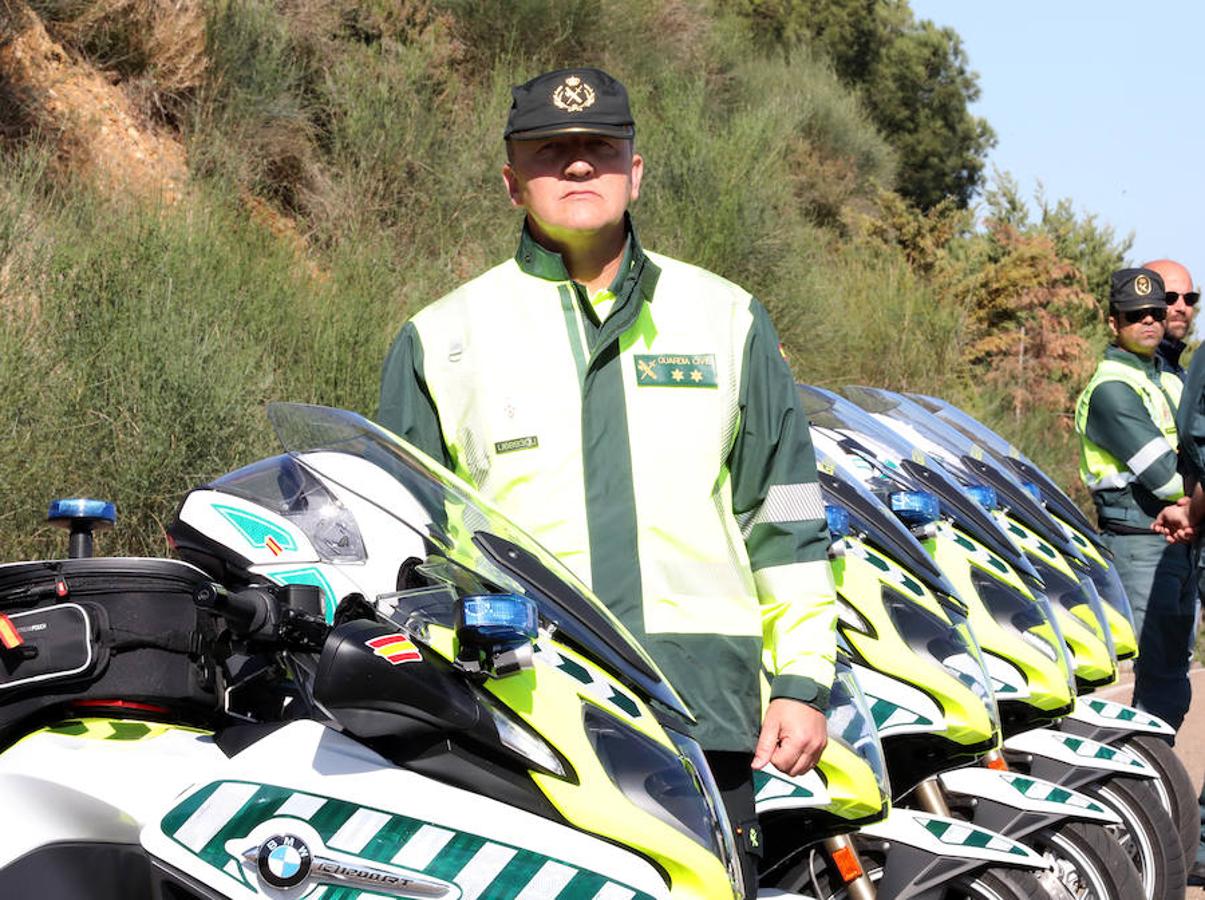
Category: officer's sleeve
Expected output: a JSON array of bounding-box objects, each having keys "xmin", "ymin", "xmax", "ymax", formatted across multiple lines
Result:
[
  {"xmin": 1085, "ymin": 381, "xmax": 1183, "ymax": 501},
  {"xmin": 1176, "ymin": 350, "xmax": 1205, "ymax": 486},
  {"xmin": 378, "ymin": 322, "xmax": 455, "ymax": 470},
  {"xmin": 728, "ymin": 299, "xmax": 837, "ymax": 711}
]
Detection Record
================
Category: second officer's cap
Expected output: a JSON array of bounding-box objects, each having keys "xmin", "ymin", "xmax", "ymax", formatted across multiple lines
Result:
[
  {"xmin": 504, "ymin": 68, "xmax": 635, "ymax": 141},
  {"xmin": 1109, "ymin": 267, "xmax": 1167, "ymax": 312}
]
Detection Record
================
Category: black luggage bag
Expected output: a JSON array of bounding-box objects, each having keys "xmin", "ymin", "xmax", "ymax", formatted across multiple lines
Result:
[{"xmin": 0, "ymin": 557, "xmax": 219, "ymax": 742}]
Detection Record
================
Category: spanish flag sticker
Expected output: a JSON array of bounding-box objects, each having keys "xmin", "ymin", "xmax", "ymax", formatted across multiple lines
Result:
[{"xmin": 365, "ymin": 633, "xmax": 422, "ymax": 665}]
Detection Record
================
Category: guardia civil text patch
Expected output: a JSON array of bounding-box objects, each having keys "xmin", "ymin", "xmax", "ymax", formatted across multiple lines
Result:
[{"xmin": 634, "ymin": 354, "xmax": 717, "ymax": 388}]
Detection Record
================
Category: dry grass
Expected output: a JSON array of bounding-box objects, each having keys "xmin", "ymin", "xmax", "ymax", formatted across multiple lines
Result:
[{"xmin": 28, "ymin": 0, "xmax": 206, "ymax": 122}]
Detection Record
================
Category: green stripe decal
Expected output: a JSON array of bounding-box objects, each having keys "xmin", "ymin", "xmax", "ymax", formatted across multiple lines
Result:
[
  {"xmin": 425, "ymin": 833, "xmax": 487, "ymax": 881},
  {"xmin": 163, "ymin": 782, "xmax": 657, "ymax": 897}
]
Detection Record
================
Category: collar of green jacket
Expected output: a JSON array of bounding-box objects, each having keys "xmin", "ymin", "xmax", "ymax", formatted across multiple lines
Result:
[
  {"xmin": 1105, "ymin": 343, "xmax": 1161, "ymax": 376},
  {"xmin": 514, "ymin": 213, "xmax": 659, "ymax": 298}
]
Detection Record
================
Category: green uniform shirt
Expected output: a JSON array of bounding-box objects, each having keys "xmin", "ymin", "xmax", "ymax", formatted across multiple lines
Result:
[{"xmin": 379, "ymin": 218, "xmax": 837, "ymax": 751}]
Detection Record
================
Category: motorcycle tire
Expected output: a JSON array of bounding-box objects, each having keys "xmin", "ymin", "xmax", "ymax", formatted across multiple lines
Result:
[
  {"xmin": 1116, "ymin": 733, "xmax": 1198, "ymax": 865},
  {"xmin": 768, "ymin": 847, "xmax": 1063, "ymax": 899},
  {"xmin": 1030, "ymin": 820, "xmax": 1144, "ymax": 900},
  {"xmin": 1082, "ymin": 775, "xmax": 1186, "ymax": 900}
]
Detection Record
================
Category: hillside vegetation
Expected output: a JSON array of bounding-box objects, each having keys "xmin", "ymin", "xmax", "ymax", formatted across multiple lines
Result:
[{"xmin": 0, "ymin": 0, "xmax": 1128, "ymax": 558}]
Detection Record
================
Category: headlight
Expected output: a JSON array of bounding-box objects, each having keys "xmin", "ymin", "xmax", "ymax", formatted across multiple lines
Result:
[
  {"xmin": 583, "ymin": 706, "xmax": 743, "ymax": 898},
  {"xmin": 480, "ymin": 692, "xmax": 567, "ymax": 778}
]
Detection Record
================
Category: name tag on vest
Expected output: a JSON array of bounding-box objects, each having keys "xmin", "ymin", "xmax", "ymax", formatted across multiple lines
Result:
[
  {"xmin": 634, "ymin": 354, "xmax": 717, "ymax": 388},
  {"xmin": 495, "ymin": 435, "xmax": 539, "ymax": 454}
]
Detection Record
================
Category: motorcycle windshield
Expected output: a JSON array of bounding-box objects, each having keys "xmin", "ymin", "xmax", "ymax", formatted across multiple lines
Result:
[
  {"xmin": 801, "ymin": 385, "xmax": 1038, "ymax": 580},
  {"xmin": 828, "ymin": 653, "xmax": 891, "ymax": 803},
  {"xmin": 904, "ymin": 392, "xmax": 1096, "ymax": 538},
  {"xmin": 840, "ymin": 386, "xmax": 1083, "ymax": 563},
  {"xmin": 1085, "ymin": 560, "xmax": 1136, "ymax": 630},
  {"xmin": 264, "ymin": 402, "xmax": 691, "ymax": 721},
  {"xmin": 815, "ymin": 456, "xmax": 958, "ymax": 600},
  {"xmin": 1028, "ymin": 555, "xmax": 1118, "ymax": 666}
]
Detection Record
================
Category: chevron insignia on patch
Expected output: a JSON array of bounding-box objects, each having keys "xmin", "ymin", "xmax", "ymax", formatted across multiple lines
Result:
[{"xmin": 365, "ymin": 634, "xmax": 422, "ymax": 665}]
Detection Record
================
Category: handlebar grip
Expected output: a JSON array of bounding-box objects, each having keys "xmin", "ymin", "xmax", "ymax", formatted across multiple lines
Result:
[{"xmin": 194, "ymin": 582, "xmax": 272, "ymax": 634}]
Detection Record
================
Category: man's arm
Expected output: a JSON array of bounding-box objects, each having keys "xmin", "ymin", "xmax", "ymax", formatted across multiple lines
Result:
[
  {"xmin": 1084, "ymin": 381, "xmax": 1183, "ymax": 501},
  {"xmin": 729, "ymin": 300, "xmax": 836, "ymax": 775},
  {"xmin": 379, "ymin": 322, "xmax": 455, "ymax": 469}
]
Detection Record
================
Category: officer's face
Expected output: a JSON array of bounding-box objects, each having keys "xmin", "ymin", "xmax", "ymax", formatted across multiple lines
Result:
[
  {"xmin": 1109, "ymin": 307, "xmax": 1165, "ymax": 357},
  {"xmin": 1152, "ymin": 265, "xmax": 1196, "ymax": 341},
  {"xmin": 502, "ymin": 134, "xmax": 643, "ymax": 245}
]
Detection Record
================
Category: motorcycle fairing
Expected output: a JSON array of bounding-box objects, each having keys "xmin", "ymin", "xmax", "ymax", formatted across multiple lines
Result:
[
  {"xmin": 1002, "ymin": 727, "xmax": 1158, "ymax": 778},
  {"xmin": 859, "ymin": 807, "xmax": 1047, "ymax": 868},
  {"xmin": 143, "ymin": 721, "xmax": 672, "ymax": 899},
  {"xmin": 1064, "ymin": 696, "xmax": 1175, "ymax": 737},
  {"xmin": 0, "ymin": 719, "xmax": 223, "ymax": 868},
  {"xmin": 936, "ymin": 768, "xmax": 1121, "ymax": 825}
]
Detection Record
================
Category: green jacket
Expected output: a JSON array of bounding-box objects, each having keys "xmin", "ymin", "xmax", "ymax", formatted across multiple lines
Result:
[
  {"xmin": 379, "ymin": 221, "xmax": 837, "ymax": 751},
  {"xmin": 1075, "ymin": 346, "xmax": 1184, "ymax": 532},
  {"xmin": 1176, "ymin": 346, "xmax": 1205, "ymax": 484}
]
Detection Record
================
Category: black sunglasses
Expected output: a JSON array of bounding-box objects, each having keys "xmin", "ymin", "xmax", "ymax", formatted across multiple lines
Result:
[
  {"xmin": 1121, "ymin": 306, "xmax": 1167, "ymax": 324},
  {"xmin": 1165, "ymin": 291, "xmax": 1200, "ymax": 307}
]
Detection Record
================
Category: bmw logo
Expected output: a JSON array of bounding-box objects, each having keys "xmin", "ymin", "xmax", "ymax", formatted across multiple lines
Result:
[{"xmin": 256, "ymin": 833, "xmax": 312, "ymax": 889}]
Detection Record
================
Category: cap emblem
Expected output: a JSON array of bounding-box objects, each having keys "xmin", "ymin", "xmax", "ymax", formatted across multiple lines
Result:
[
  {"xmin": 552, "ymin": 75, "xmax": 596, "ymax": 113},
  {"xmin": 1135, "ymin": 274, "xmax": 1152, "ymax": 296}
]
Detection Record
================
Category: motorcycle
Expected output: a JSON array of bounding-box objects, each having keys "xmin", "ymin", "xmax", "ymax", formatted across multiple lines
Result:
[
  {"xmin": 802, "ymin": 386, "xmax": 1182, "ymax": 898},
  {"xmin": 1, "ymin": 403, "xmax": 744, "ymax": 898}
]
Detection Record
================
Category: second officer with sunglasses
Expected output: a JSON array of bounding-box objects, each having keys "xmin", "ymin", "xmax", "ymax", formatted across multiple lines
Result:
[
  {"xmin": 1075, "ymin": 267, "xmax": 1195, "ymax": 732},
  {"xmin": 1142, "ymin": 258, "xmax": 1198, "ymax": 380}
]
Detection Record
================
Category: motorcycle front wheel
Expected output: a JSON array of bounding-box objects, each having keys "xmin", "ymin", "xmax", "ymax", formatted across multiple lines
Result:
[
  {"xmin": 1082, "ymin": 775, "xmax": 1186, "ymax": 900},
  {"xmin": 1115, "ymin": 733, "xmax": 1198, "ymax": 865},
  {"xmin": 1030, "ymin": 820, "xmax": 1143, "ymax": 900}
]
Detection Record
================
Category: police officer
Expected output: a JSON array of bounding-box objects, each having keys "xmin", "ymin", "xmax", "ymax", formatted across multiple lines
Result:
[
  {"xmin": 379, "ymin": 68, "xmax": 837, "ymax": 892},
  {"xmin": 1142, "ymin": 258, "xmax": 1198, "ymax": 380},
  {"xmin": 1075, "ymin": 267, "xmax": 1194, "ymax": 731}
]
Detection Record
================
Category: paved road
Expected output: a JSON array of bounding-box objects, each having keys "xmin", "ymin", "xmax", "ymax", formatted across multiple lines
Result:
[{"xmin": 1096, "ymin": 665, "xmax": 1205, "ymax": 898}]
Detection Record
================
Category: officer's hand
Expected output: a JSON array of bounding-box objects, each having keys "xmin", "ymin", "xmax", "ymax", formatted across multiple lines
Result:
[
  {"xmin": 751, "ymin": 698, "xmax": 827, "ymax": 777},
  {"xmin": 1154, "ymin": 503, "xmax": 1195, "ymax": 543}
]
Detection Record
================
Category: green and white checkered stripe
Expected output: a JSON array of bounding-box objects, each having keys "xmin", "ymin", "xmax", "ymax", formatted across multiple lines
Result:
[
  {"xmin": 1000, "ymin": 774, "xmax": 1106, "ymax": 813},
  {"xmin": 752, "ymin": 767, "xmax": 817, "ymax": 813},
  {"xmin": 162, "ymin": 781, "xmax": 655, "ymax": 899},
  {"xmin": 920, "ymin": 816, "xmax": 1029, "ymax": 856},
  {"xmin": 1083, "ymin": 697, "xmax": 1167, "ymax": 730},
  {"xmin": 846, "ymin": 541, "xmax": 926, "ymax": 598},
  {"xmin": 533, "ymin": 640, "xmax": 642, "ymax": 721},
  {"xmin": 863, "ymin": 692, "xmax": 935, "ymax": 732},
  {"xmin": 946, "ymin": 528, "xmax": 1012, "ymax": 577},
  {"xmin": 1060, "ymin": 736, "xmax": 1146, "ymax": 769}
]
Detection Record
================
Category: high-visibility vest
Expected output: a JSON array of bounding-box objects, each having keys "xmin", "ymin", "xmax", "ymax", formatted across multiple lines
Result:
[
  {"xmin": 1075, "ymin": 356, "xmax": 1184, "ymax": 523},
  {"xmin": 401, "ymin": 240, "xmax": 835, "ymax": 750}
]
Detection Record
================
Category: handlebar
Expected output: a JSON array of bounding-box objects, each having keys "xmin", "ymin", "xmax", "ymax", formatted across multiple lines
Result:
[{"xmin": 193, "ymin": 581, "xmax": 329, "ymax": 651}]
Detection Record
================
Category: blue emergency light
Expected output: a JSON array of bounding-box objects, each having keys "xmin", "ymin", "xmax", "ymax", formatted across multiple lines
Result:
[
  {"xmin": 1021, "ymin": 481, "xmax": 1042, "ymax": 502},
  {"xmin": 825, "ymin": 504, "xmax": 852, "ymax": 539},
  {"xmin": 888, "ymin": 490, "xmax": 941, "ymax": 527},
  {"xmin": 459, "ymin": 594, "xmax": 539, "ymax": 649},
  {"xmin": 48, "ymin": 498, "xmax": 116, "ymax": 525},
  {"xmin": 964, "ymin": 484, "xmax": 999, "ymax": 510},
  {"xmin": 47, "ymin": 497, "xmax": 117, "ymax": 559}
]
